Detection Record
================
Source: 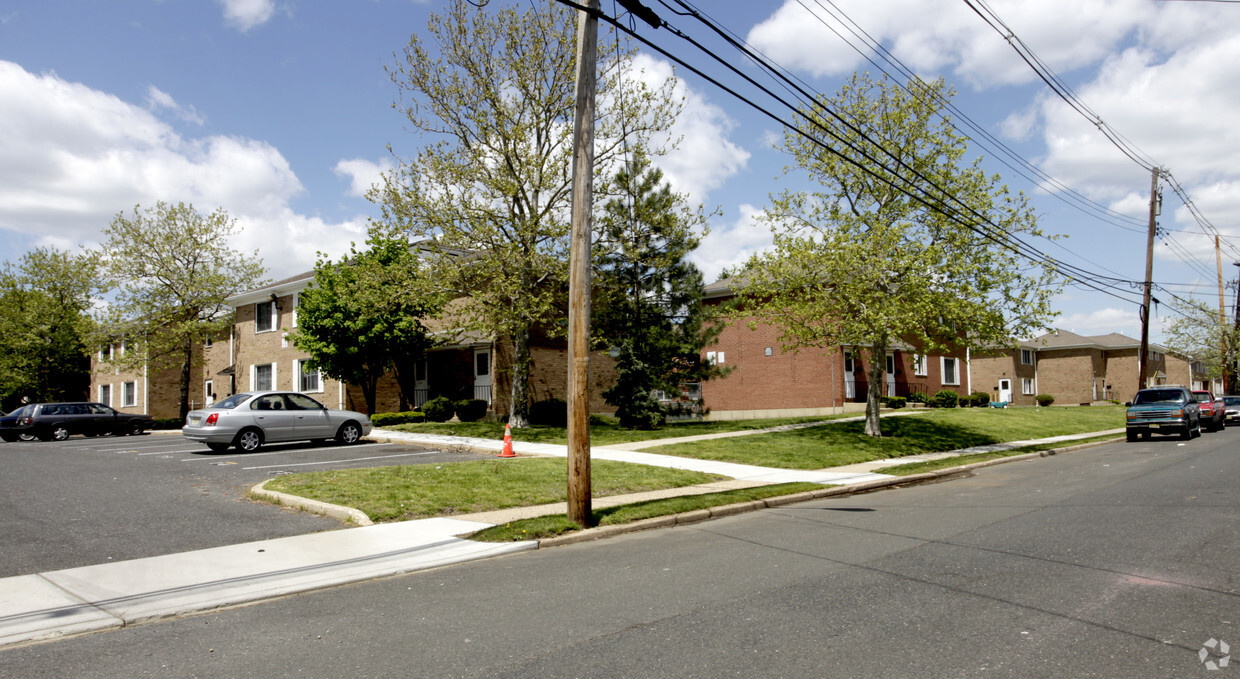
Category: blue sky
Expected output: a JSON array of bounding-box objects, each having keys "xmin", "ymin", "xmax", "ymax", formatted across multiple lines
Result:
[{"xmin": 2, "ymin": 0, "xmax": 1238, "ymax": 344}]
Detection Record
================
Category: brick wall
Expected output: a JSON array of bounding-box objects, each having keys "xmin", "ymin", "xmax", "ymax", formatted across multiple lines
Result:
[
  {"xmin": 970, "ymin": 349, "xmax": 1038, "ymax": 406},
  {"xmin": 90, "ymin": 343, "xmax": 205, "ymax": 420},
  {"xmin": 233, "ymin": 293, "xmax": 347, "ymax": 408}
]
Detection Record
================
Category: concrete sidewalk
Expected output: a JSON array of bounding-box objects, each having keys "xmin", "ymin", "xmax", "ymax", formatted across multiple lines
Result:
[{"xmin": 0, "ymin": 425, "xmax": 1122, "ymax": 650}]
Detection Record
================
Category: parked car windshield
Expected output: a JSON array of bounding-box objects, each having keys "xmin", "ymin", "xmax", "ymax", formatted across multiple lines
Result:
[
  {"xmin": 1192, "ymin": 392, "xmax": 1214, "ymax": 402},
  {"xmin": 1133, "ymin": 389, "xmax": 1186, "ymax": 405},
  {"xmin": 214, "ymin": 393, "xmax": 252, "ymax": 410}
]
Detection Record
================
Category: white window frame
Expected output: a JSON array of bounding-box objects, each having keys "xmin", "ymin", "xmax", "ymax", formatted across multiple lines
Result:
[
  {"xmin": 121, "ymin": 381, "xmax": 137, "ymax": 408},
  {"xmin": 941, "ymin": 357, "xmax": 960, "ymax": 386},
  {"xmin": 255, "ymin": 300, "xmax": 277, "ymax": 334},
  {"xmin": 204, "ymin": 379, "xmax": 215, "ymax": 404},
  {"xmin": 251, "ymin": 362, "xmax": 277, "ymax": 391},
  {"xmin": 1021, "ymin": 378, "xmax": 1035, "ymax": 395},
  {"xmin": 912, "ymin": 354, "xmax": 928, "ymax": 377},
  {"xmin": 292, "ymin": 292, "xmax": 300, "ymax": 328},
  {"xmin": 295, "ymin": 359, "xmax": 322, "ymax": 393},
  {"xmin": 706, "ymin": 351, "xmax": 725, "ymax": 366},
  {"xmin": 98, "ymin": 384, "xmax": 112, "ymax": 407},
  {"xmin": 1020, "ymin": 349, "xmax": 1033, "ymax": 365}
]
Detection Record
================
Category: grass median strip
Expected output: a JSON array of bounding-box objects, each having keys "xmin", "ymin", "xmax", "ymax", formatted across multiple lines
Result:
[
  {"xmin": 258, "ymin": 458, "xmax": 725, "ymax": 523},
  {"xmin": 469, "ymin": 482, "xmax": 825, "ymax": 542},
  {"xmin": 877, "ymin": 433, "xmax": 1126, "ymax": 475},
  {"xmin": 640, "ymin": 407, "xmax": 1123, "ymax": 469}
]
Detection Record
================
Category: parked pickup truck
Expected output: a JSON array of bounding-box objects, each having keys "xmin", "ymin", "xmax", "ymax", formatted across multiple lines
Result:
[{"xmin": 1125, "ymin": 386, "xmax": 1201, "ymax": 442}]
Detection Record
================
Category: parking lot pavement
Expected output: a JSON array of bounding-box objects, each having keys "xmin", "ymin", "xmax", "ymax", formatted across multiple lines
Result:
[{"xmin": 0, "ymin": 432, "xmax": 492, "ymax": 577}]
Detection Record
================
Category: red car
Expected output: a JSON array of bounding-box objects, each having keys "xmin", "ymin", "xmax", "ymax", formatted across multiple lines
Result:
[{"xmin": 1192, "ymin": 390, "xmax": 1225, "ymax": 432}]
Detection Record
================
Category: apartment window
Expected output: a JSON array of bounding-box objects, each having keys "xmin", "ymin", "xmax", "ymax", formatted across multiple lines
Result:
[
  {"xmin": 253, "ymin": 363, "xmax": 275, "ymax": 391},
  {"xmin": 120, "ymin": 339, "xmax": 133, "ymax": 357},
  {"xmin": 1020, "ymin": 349, "xmax": 1033, "ymax": 365},
  {"xmin": 706, "ymin": 351, "xmax": 725, "ymax": 365},
  {"xmin": 1149, "ymin": 350, "xmax": 1162, "ymax": 362},
  {"xmin": 122, "ymin": 381, "xmax": 137, "ymax": 408},
  {"xmin": 204, "ymin": 336, "xmax": 213, "ymax": 348},
  {"xmin": 941, "ymin": 357, "xmax": 959, "ymax": 386},
  {"xmin": 98, "ymin": 384, "xmax": 112, "ymax": 407},
  {"xmin": 292, "ymin": 292, "xmax": 301, "ymax": 328},
  {"xmin": 296, "ymin": 359, "xmax": 321, "ymax": 393},
  {"xmin": 282, "ymin": 332, "xmax": 289, "ymax": 349},
  {"xmin": 255, "ymin": 301, "xmax": 276, "ymax": 333},
  {"xmin": 1022, "ymin": 378, "xmax": 1034, "ymax": 395},
  {"xmin": 912, "ymin": 354, "xmax": 928, "ymax": 377}
]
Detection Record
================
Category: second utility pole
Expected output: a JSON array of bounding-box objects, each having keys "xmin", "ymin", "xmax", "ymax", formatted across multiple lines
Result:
[{"xmin": 1138, "ymin": 167, "xmax": 1160, "ymax": 390}]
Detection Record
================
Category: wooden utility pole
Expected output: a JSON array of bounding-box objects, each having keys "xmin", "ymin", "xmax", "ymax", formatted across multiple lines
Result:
[
  {"xmin": 1138, "ymin": 167, "xmax": 1160, "ymax": 390},
  {"xmin": 566, "ymin": 0, "xmax": 598, "ymax": 528},
  {"xmin": 1218, "ymin": 236, "xmax": 1229, "ymax": 391}
]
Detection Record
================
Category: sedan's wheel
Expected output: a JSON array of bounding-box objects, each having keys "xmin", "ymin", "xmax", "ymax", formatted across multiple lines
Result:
[
  {"xmin": 127, "ymin": 421, "xmax": 144, "ymax": 436},
  {"xmin": 206, "ymin": 442, "xmax": 230, "ymax": 453},
  {"xmin": 336, "ymin": 422, "xmax": 362, "ymax": 444},
  {"xmin": 51, "ymin": 426, "xmax": 70, "ymax": 441},
  {"xmin": 18, "ymin": 433, "xmax": 35, "ymax": 442},
  {"xmin": 236, "ymin": 429, "xmax": 263, "ymax": 453}
]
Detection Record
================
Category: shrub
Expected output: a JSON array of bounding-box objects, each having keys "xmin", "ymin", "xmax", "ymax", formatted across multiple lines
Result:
[
  {"xmin": 965, "ymin": 391, "xmax": 991, "ymax": 408},
  {"xmin": 152, "ymin": 418, "xmax": 183, "ymax": 430},
  {"xmin": 906, "ymin": 391, "xmax": 927, "ymax": 404},
  {"xmin": 454, "ymin": 399, "xmax": 489, "ymax": 422},
  {"xmin": 928, "ymin": 389, "xmax": 959, "ymax": 408},
  {"xmin": 528, "ymin": 398, "xmax": 568, "ymax": 427},
  {"xmin": 880, "ymin": 396, "xmax": 907, "ymax": 409},
  {"xmin": 370, "ymin": 411, "xmax": 426, "ymax": 427},
  {"xmin": 1036, "ymin": 394, "xmax": 1055, "ymax": 407},
  {"xmin": 421, "ymin": 396, "xmax": 455, "ymax": 422}
]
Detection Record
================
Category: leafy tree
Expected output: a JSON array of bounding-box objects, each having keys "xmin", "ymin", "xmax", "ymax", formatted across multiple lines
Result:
[
  {"xmin": 99, "ymin": 202, "xmax": 266, "ymax": 419},
  {"xmin": 372, "ymin": 0, "xmax": 678, "ymax": 427},
  {"xmin": 0, "ymin": 248, "xmax": 103, "ymax": 407},
  {"xmin": 736, "ymin": 72, "xmax": 1059, "ymax": 436},
  {"xmin": 1163, "ymin": 294, "xmax": 1240, "ymax": 392},
  {"xmin": 593, "ymin": 152, "xmax": 723, "ymax": 428},
  {"xmin": 291, "ymin": 235, "xmax": 445, "ymax": 414}
]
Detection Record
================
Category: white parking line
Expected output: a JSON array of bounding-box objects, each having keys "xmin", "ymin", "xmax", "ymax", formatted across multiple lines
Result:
[
  {"xmin": 243, "ymin": 450, "xmax": 442, "ymax": 470},
  {"xmin": 138, "ymin": 448, "xmax": 209, "ymax": 455},
  {"xmin": 181, "ymin": 442, "xmax": 393, "ymax": 462}
]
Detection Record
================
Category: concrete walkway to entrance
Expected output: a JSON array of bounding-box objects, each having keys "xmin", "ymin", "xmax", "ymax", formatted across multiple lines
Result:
[{"xmin": 0, "ymin": 420, "xmax": 1122, "ymax": 650}]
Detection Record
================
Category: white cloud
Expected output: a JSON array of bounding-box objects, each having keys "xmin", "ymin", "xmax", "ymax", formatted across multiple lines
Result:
[
  {"xmin": 217, "ymin": 0, "xmax": 274, "ymax": 32},
  {"xmin": 626, "ymin": 54, "xmax": 750, "ymax": 206},
  {"xmin": 691, "ymin": 204, "xmax": 772, "ymax": 283},
  {"xmin": 145, "ymin": 85, "xmax": 204, "ymax": 126},
  {"xmin": 747, "ymin": 0, "xmax": 1149, "ymax": 89},
  {"xmin": 0, "ymin": 60, "xmax": 363, "ymax": 279},
  {"xmin": 1053, "ymin": 305, "xmax": 1141, "ymax": 339},
  {"xmin": 334, "ymin": 158, "xmax": 393, "ymax": 199}
]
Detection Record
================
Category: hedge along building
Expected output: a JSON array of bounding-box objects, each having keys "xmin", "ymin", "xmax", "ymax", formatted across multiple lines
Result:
[
  {"xmin": 697, "ymin": 279, "xmax": 972, "ymax": 420},
  {"xmin": 969, "ymin": 328, "xmax": 1196, "ymax": 407}
]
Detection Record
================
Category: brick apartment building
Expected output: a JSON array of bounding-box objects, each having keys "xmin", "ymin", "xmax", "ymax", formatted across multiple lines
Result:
[
  {"xmin": 698, "ymin": 279, "xmax": 970, "ymax": 419},
  {"xmin": 970, "ymin": 328, "xmax": 1195, "ymax": 406},
  {"xmin": 94, "ymin": 269, "xmax": 620, "ymax": 419}
]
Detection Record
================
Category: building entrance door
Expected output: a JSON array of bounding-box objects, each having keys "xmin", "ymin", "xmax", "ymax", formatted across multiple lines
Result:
[{"xmin": 998, "ymin": 379, "xmax": 1012, "ymax": 403}]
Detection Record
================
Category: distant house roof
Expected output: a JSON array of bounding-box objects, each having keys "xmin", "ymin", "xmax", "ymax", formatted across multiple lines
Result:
[{"xmin": 1029, "ymin": 328, "xmax": 1173, "ymax": 355}]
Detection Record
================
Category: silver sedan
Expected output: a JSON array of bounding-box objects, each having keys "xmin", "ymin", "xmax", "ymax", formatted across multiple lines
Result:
[{"xmin": 182, "ymin": 391, "xmax": 373, "ymax": 453}]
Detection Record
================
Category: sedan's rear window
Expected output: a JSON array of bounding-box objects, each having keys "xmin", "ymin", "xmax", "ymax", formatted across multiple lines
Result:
[
  {"xmin": 1133, "ymin": 390, "xmax": 1186, "ymax": 404},
  {"xmin": 1225, "ymin": 397, "xmax": 1240, "ymax": 406},
  {"xmin": 214, "ymin": 393, "xmax": 252, "ymax": 409}
]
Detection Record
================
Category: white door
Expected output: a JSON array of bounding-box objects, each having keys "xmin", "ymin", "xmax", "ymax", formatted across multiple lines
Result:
[
  {"xmin": 844, "ymin": 352, "xmax": 855, "ymax": 399},
  {"xmin": 473, "ymin": 347, "xmax": 492, "ymax": 403},
  {"xmin": 998, "ymin": 379, "xmax": 1011, "ymax": 403},
  {"xmin": 885, "ymin": 353, "xmax": 896, "ymax": 397}
]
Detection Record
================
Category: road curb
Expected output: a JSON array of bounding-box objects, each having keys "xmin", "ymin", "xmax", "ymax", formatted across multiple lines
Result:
[
  {"xmin": 250, "ymin": 480, "xmax": 374, "ymax": 526},
  {"xmin": 533, "ymin": 435, "xmax": 1124, "ymax": 548}
]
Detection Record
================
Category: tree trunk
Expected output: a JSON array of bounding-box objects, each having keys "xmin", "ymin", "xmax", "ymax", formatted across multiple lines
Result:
[
  {"xmin": 864, "ymin": 342, "xmax": 887, "ymax": 437},
  {"xmin": 179, "ymin": 337, "xmax": 193, "ymax": 421},
  {"xmin": 508, "ymin": 325, "xmax": 532, "ymax": 428}
]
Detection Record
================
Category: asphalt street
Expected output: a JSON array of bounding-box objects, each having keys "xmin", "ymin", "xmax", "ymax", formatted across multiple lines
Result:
[
  {"xmin": 0, "ymin": 432, "xmax": 490, "ymax": 576},
  {"xmin": 2, "ymin": 429, "xmax": 1236, "ymax": 677}
]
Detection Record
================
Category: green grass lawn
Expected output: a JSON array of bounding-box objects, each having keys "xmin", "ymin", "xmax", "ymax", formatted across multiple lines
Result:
[
  {"xmin": 639, "ymin": 406, "xmax": 1123, "ymax": 470},
  {"xmin": 259, "ymin": 457, "xmax": 725, "ymax": 523},
  {"xmin": 383, "ymin": 413, "xmax": 852, "ymax": 446}
]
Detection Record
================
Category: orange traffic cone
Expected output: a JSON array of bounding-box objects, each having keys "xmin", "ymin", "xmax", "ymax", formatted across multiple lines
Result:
[{"xmin": 498, "ymin": 423, "xmax": 516, "ymax": 458}]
